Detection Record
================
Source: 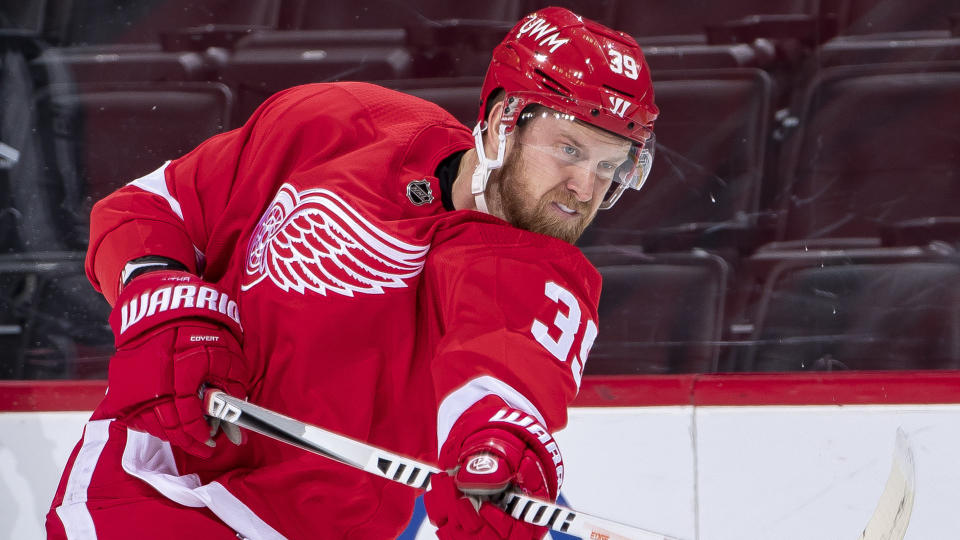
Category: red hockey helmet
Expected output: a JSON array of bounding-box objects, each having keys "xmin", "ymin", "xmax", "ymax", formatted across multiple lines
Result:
[{"xmin": 476, "ymin": 7, "xmax": 659, "ymax": 209}]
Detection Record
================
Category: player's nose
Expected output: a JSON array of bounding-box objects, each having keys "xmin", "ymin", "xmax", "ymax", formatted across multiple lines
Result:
[{"xmin": 564, "ymin": 165, "xmax": 596, "ymax": 203}]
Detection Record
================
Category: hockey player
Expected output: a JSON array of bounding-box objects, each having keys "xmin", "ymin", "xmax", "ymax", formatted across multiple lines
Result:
[{"xmin": 47, "ymin": 7, "xmax": 657, "ymax": 540}]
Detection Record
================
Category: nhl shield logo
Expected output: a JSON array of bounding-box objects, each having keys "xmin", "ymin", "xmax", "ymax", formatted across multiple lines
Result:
[{"xmin": 406, "ymin": 179, "xmax": 434, "ymax": 206}]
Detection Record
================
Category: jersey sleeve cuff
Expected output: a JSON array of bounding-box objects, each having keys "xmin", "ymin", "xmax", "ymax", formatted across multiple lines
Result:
[{"xmin": 87, "ymin": 220, "xmax": 199, "ymax": 306}]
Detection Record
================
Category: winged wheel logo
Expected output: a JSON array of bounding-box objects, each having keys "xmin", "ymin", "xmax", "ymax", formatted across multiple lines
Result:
[{"xmin": 243, "ymin": 184, "xmax": 430, "ymax": 296}]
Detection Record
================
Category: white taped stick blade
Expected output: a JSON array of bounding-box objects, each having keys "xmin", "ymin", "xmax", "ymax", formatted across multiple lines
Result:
[{"xmin": 858, "ymin": 428, "xmax": 916, "ymax": 540}]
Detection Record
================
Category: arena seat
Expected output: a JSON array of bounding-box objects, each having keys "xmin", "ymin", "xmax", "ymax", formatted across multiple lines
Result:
[
  {"xmin": 234, "ymin": 28, "xmax": 408, "ymax": 50},
  {"xmin": 30, "ymin": 45, "xmax": 209, "ymax": 85},
  {"xmin": 730, "ymin": 247, "xmax": 960, "ymax": 371},
  {"xmin": 642, "ymin": 43, "xmax": 767, "ymax": 71},
  {"xmin": 581, "ymin": 246, "xmax": 730, "ymax": 375},
  {"xmin": 518, "ymin": 0, "xmax": 617, "ymax": 27},
  {"xmin": 398, "ymin": 84, "xmax": 481, "ymax": 126},
  {"xmin": 769, "ymin": 61, "xmax": 960, "ymax": 245},
  {"xmin": 815, "ymin": 35, "xmax": 960, "ymax": 67},
  {"xmin": 283, "ymin": 0, "xmax": 522, "ymax": 30},
  {"xmin": 580, "ymin": 68, "xmax": 773, "ymax": 253},
  {"xmin": 0, "ymin": 0, "xmax": 45, "ymax": 35},
  {"xmin": 0, "ymin": 252, "xmax": 112, "ymax": 380},
  {"xmin": 48, "ymin": 0, "xmax": 281, "ymax": 46},
  {"xmin": 1, "ymin": 81, "xmax": 232, "ymax": 379},
  {"xmin": 14, "ymin": 81, "xmax": 233, "ymax": 253},
  {"xmin": 219, "ymin": 46, "xmax": 413, "ymax": 125},
  {"xmin": 837, "ymin": 0, "xmax": 960, "ymax": 36},
  {"xmin": 522, "ymin": 0, "xmax": 825, "ymax": 43}
]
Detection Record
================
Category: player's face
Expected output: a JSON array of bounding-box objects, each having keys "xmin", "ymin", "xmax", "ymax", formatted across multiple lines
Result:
[{"xmin": 486, "ymin": 110, "xmax": 632, "ymax": 244}]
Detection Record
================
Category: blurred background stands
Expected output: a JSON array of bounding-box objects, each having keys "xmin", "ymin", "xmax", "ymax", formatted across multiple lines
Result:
[{"xmin": 1, "ymin": 0, "xmax": 960, "ymax": 377}]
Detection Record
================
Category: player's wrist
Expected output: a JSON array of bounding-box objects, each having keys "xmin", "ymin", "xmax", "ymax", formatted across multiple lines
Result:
[{"xmin": 120, "ymin": 255, "xmax": 190, "ymax": 289}]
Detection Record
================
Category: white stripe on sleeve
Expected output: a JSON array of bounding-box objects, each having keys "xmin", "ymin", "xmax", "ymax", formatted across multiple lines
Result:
[
  {"xmin": 128, "ymin": 161, "xmax": 184, "ymax": 220},
  {"xmin": 127, "ymin": 162, "xmax": 207, "ymax": 273},
  {"xmin": 436, "ymin": 375, "xmax": 546, "ymax": 450}
]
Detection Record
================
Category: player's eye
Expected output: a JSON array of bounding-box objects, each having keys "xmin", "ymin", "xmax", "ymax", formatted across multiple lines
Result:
[
  {"xmin": 597, "ymin": 161, "xmax": 617, "ymax": 179},
  {"xmin": 559, "ymin": 144, "xmax": 580, "ymax": 160}
]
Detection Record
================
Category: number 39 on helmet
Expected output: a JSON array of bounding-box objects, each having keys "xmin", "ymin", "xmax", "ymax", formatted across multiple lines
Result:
[{"xmin": 477, "ymin": 7, "xmax": 660, "ymax": 209}]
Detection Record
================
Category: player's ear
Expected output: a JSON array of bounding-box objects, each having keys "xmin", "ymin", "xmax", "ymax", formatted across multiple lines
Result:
[{"xmin": 482, "ymin": 99, "xmax": 506, "ymax": 160}]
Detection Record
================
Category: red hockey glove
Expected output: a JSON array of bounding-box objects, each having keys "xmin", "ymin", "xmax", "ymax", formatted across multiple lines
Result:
[
  {"xmin": 95, "ymin": 270, "xmax": 251, "ymax": 458},
  {"xmin": 424, "ymin": 399, "xmax": 563, "ymax": 540}
]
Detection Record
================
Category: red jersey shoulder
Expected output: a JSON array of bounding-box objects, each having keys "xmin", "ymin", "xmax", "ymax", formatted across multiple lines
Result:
[
  {"xmin": 426, "ymin": 213, "xmax": 602, "ymax": 308},
  {"xmin": 333, "ymin": 83, "xmax": 474, "ymax": 202},
  {"xmin": 240, "ymin": 82, "xmax": 472, "ymax": 215},
  {"xmin": 260, "ymin": 82, "xmax": 467, "ymax": 142},
  {"xmin": 335, "ymin": 82, "xmax": 465, "ymax": 128}
]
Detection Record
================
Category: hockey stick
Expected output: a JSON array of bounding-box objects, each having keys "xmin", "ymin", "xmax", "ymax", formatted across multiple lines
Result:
[
  {"xmin": 857, "ymin": 428, "xmax": 916, "ymax": 540},
  {"xmin": 203, "ymin": 390, "xmax": 683, "ymax": 540}
]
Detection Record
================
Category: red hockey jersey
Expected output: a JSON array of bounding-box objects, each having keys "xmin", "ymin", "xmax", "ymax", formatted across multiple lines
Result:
[{"xmin": 79, "ymin": 82, "xmax": 602, "ymax": 538}]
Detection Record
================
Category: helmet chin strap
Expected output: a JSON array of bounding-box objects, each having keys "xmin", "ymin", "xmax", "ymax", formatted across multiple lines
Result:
[{"xmin": 471, "ymin": 122, "xmax": 507, "ymax": 214}]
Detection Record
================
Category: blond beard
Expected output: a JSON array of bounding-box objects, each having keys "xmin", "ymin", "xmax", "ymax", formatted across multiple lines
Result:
[{"xmin": 486, "ymin": 148, "xmax": 595, "ymax": 244}]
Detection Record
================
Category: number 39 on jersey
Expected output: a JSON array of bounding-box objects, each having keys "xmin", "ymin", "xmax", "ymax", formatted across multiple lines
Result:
[{"xmin": 530, "ymin": 281, "xmax": 598, "ymax": 390}]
